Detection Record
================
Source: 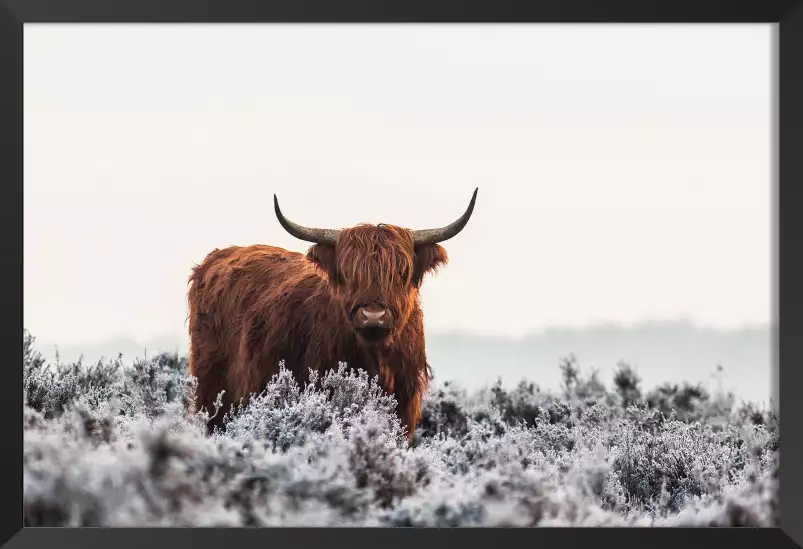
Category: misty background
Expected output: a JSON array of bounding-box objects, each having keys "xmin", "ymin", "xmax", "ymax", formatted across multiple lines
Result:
[{"xmin": 23, "ymin": 24, "xmax": 775, "ymax": 405}]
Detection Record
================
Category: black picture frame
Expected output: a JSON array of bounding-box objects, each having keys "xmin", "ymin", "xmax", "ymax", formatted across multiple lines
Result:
[{"xmin": 2, "ymin": 0, "xmax": 800, "ymax": 548}]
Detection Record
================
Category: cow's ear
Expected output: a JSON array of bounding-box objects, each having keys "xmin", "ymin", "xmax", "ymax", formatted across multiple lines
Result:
[
  {"xmin": 413, "ymin": 244, "xmax": 448, "ymax": 287},
  {"xmin": 307, "ymin": 244, "xmax": 338, "ymax": 282}
]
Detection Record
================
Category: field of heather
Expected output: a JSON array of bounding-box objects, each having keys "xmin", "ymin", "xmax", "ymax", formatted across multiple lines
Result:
[{"xmin": 22, "ymin": 330, "xmax": 778, "ymax": 527}]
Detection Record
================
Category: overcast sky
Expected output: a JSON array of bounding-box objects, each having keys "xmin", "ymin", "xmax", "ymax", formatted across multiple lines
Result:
[{"xmin": 23, "ymin": 23, "xmax": 774, "ymax": 349}]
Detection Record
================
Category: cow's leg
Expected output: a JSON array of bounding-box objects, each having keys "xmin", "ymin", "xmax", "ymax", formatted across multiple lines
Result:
[
  {"xmin": 392, "ymin": 361, "xmax": 431, "ymax": 444},
  {"xmin": 188, "ymin": 336, "xmax": 232, "ymax": 434},
  {"xmin": 395, "ymin": 390, "xmax": 425, "ymax": 444}
]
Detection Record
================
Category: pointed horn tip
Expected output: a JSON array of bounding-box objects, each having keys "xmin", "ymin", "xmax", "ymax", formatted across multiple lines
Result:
[{"xmin": 464, "ymin": 188, "xmax": 479, "ymax": 212}]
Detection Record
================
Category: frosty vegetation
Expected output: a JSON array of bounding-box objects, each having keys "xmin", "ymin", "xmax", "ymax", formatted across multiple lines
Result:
[{"xmin": 23, "ymin": 329, "xmax": 778, "ymax": 527}]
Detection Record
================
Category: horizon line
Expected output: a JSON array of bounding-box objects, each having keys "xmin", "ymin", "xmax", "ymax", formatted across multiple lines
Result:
[{"xmin": 26, "ymin": 317, "xmax": 775, "ymax": 351}]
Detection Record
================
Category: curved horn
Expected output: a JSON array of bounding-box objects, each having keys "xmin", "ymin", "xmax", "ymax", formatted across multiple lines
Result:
[
  {"xmin": 412, "ymin": 188, "xmax": 478, "ymax": 247},
  {"xmin": 274, "ymin": 195, "xmax": 341, "ymax": 245}
]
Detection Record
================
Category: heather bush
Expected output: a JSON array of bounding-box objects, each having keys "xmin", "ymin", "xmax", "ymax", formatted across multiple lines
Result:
[{"xmin": 22, "ymin": 330, "xmax": 779, "ymax": 527}]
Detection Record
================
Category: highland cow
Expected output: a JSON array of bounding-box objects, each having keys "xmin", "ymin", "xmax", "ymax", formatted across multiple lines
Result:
[{"xmin": 187, "ymin": 189, "xmax": 478, "ymax": 441}]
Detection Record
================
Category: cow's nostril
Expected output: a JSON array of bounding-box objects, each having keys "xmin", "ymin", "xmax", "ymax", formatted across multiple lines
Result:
[
  {"xmin": 357, "ymin": 306, "xmax": 390, "ymax": 329},
  {"xmin": 363, "ymin": 310, "xmax": 386, "ymax": 321}
]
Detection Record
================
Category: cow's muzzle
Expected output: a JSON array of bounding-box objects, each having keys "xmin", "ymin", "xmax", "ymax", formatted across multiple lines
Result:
[{"xmin": 353, "ymin": 303, "xmax": 394, "ymax": 341}]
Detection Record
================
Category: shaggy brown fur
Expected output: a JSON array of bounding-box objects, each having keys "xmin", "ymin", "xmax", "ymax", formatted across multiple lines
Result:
[{"xmin": 187, "ymin": 224, "xmax": 449, "ymax": 441}]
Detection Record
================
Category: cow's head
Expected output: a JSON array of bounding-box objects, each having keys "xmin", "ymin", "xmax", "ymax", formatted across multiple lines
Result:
[{"xmin": 274, "ymin": 189, "xmax": 478, "ymax": 347}]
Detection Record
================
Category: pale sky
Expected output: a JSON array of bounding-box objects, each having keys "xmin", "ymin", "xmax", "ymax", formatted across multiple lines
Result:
[{"xmin": 24, "ymin": 23, "xmax": 774, "ymax": 348}]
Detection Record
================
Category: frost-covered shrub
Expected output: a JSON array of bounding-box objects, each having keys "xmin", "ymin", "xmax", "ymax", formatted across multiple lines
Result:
[
  {"xmin": 23, "ymin": 330, "xmax": 123, "ymax": 418},
  {"xmin": 22, "ymin": 332, "xmax": 779, "ymax": 527},
  {"xmin": 645, "ymin": 382, "xmax": 713, "ymax": 423},
  {"xmin": 613, "ymin": 361, "xmax": 642, "ymax": 408},
  {"xmin": 118, "ymin": 352, "xmax": 195, "ymax": 420},
  {"xmin": 217, "ymin": 363, "xmax": 403, "ymax": 452}
]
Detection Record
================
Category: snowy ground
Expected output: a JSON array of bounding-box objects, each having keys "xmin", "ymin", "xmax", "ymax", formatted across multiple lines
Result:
[{"xmin": 22, "ymin": 330, "xmax": 778, "ymax": 527}]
